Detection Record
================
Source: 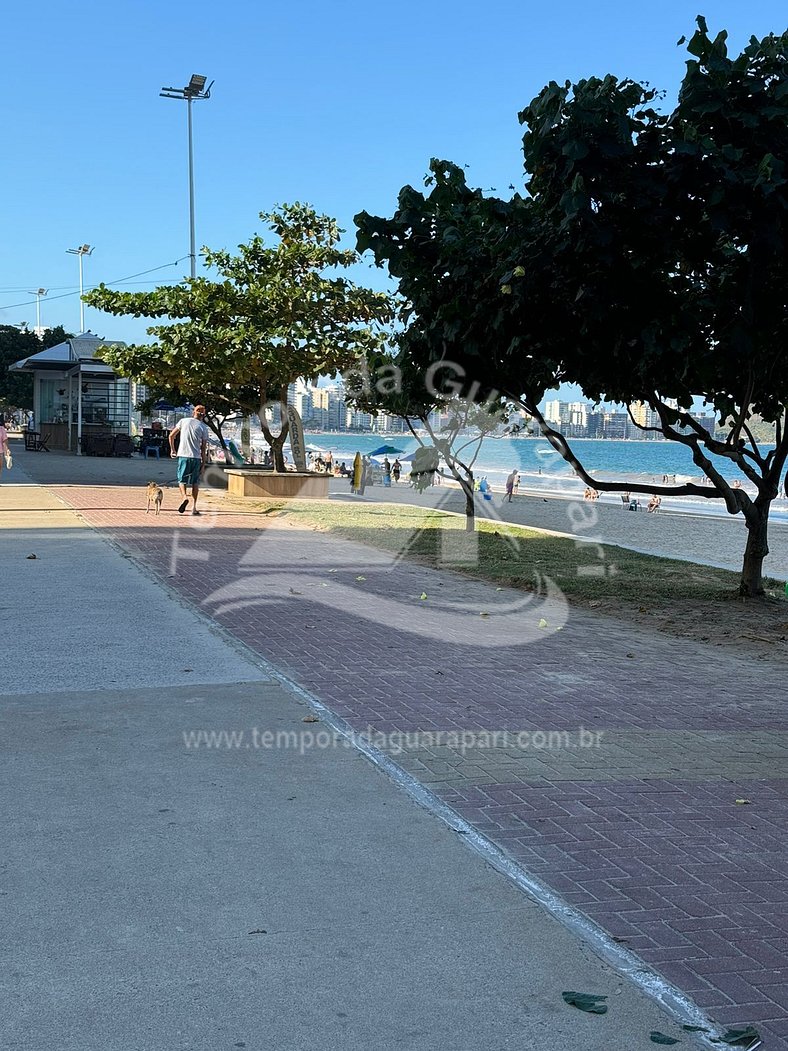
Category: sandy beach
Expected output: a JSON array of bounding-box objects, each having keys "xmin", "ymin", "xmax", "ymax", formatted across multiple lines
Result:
[{"xmin": 334, "ymin": 476, "xmax": 788, "ymax": 583}]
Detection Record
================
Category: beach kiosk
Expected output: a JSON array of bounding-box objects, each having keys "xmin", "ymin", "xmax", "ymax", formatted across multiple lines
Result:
[{"xmin": 9, "ymin": 333, "xmax": 131, "ymax": 454}]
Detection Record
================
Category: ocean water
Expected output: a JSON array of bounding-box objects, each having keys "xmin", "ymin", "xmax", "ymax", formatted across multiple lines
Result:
[
  {"xmin": 284, "ymin": 433, "xmax": 770, "ymax": 487},
  {"xmin": 237, "ymin": 429, "xmax": 788, "ymax": 521}
]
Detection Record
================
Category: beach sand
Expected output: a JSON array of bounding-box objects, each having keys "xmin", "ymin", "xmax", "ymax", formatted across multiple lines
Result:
[{"xmin": 336, "ymin": 477, "xmax": 788, "ymax": 582}]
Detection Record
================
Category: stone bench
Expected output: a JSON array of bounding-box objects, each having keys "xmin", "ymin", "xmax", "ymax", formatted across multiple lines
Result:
[{"xmin": 225, "ymin": 470, "xmax": 330, "ymax": 500}]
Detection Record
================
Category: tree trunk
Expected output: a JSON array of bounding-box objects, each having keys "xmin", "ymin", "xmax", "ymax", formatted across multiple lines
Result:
[
  {"xmin": 240, "ymin": 417, "xmax": 251, "ymax": 460},
  {"xmin": 740, "ymin": 503, "xmax": 770, "ymax": 597},
  {"xmin": 461, "ymin": 478, "xmax": 476, "ymax": 532},
  {"xmin": 258, "ymin": 390, "xmax": 290, "ymax": 473}
]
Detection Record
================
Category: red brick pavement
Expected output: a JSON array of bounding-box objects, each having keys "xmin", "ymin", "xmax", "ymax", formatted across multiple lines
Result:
[{"xmin": 53, "ymin": 486, "xmax": 788, "ymax": 1047}]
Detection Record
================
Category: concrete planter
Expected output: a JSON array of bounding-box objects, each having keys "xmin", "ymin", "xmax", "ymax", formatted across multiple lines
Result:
[{"xmin": 225, "ymin": 470, "xmax": 330, "ymax": 500}]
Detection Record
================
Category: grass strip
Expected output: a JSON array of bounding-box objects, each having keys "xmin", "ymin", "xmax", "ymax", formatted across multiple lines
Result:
[{"xmin": 236, "ymin": 498, "xmax": 784, "ymax": 604}]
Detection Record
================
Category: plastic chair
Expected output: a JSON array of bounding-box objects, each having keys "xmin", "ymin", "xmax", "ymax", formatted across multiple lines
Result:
[{"xmin": 144, "ymin": 445, "xmax": 161, "ymax": 459}]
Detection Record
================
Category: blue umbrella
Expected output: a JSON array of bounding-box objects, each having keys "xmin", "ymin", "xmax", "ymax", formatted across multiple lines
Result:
[{"xmin": 369, "ymin": 443, "xmax": 404, "ymax": 456}]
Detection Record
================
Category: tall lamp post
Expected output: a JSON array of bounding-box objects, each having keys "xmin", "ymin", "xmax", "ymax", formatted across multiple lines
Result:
[
  {"xmin": 66, "ymin": 244, "xmax": 94, "ymax": 332},
  {"xmin": 160, "ymin": 73, "xmax": 213, "ymax": 279},
  {"xmin": 27, "ymin": 288, "xmax": 48, "ymax": 335}
]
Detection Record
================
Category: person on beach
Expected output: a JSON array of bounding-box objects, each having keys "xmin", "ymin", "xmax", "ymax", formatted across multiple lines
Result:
[
  {"xmin": 505, "ymin": 469, "xmax": 518, "ymax": 502},
  {"xmin": 392, "ymin": 458, "xmax": 401, "ymax": 483},
  {"xmin": 0, "ymin": 415, "xmax": 10, "ymax": 482},
  {"xmin": 169, "ymin": 405, "xmax": 209, "ymax": 515},
  {"xmin": 647, "ymin": 494, "xmax": 661, "ymax": 513},
  {"xmin": 382, "ymin": 456, "xmax": 392, "ymax": 487}
]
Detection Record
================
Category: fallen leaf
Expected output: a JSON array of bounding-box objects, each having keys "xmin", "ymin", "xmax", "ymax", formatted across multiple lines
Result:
[
  {"xmin": 356, "ymin": 575, "xmax": 366, "ymax": 581},
  {"xmin": 420, "ymin": 592, "xmax": 428, "ymax": 600},
  {"xmin": 288, "ymin": 588, "xmax": 302, "ymax": 595},
  {"xmin": 718, "ymin": 1025, "xmax": 761, "ymax": 1046},
  {"xmin": 561, "ymin": 991, "xmax": 608, "ymax": 1014},
  {"xmin": 650, "ymin": 1033, "xmax": 680, "ymax": 1045},
  {"xmin": 26, "ymin": 553, "xmax": 38, "ymax": 560},
  {"xmin": 734, "ymin": 799, "xmax": 751, "ymax": 805},
  {"xmin": 328, "ymin": 569, "xmax": 338, "ymax": 573},
  {"xmin": 302, "ymin": 715, "xmax": 319, "ymax": 723},
  {"xmin": 479, "ymin": 611, "xmax": 490, "ymax": 617},
  {"xmin": 538, "ymin": 618, "xmax": 548, "ymax": 629},
  {"xmin": 496, "ymin": 587, "xmax": 504, "ymax": 591},
  {"xmin": 626, "ymin": 652, "xmax": 636, "ymax": 658}
]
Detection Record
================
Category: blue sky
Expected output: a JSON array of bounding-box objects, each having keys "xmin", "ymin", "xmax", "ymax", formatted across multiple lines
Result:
[{"xmin": 2, "ymin": 0, "xmax": 786, "ymax": 377}]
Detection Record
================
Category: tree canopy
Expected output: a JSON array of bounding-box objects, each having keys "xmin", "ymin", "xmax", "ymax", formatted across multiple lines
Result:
[
  {"xmin": 355, "ymin": 19, "xmax": 788, "ymax": 595},
  {"xmin": 0, "ymin": 325, "xmax": 72, "ymax": 412},
  {"xmin": 85, "ymin": 204, "xmax": 394, "ymax": 469}
]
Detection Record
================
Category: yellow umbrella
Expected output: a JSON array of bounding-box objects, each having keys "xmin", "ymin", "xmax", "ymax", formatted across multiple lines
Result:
[{"xmin": 352, "ymin": 451, "xmax": 363, "ymax": 492}]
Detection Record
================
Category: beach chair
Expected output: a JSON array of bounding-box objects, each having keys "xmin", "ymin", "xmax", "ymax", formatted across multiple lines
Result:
[{"xmin": 24, "ymin": 430, "xmax": 50, "ymax": 451}]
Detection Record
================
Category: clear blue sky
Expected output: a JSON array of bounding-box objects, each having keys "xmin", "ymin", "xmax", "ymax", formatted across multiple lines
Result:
[{"xmin": 2, "ymin": 0, "xmax": 785, "ymax": 366}]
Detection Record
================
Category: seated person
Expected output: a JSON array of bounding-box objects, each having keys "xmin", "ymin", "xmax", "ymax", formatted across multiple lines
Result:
[{"xmin": 647, "ymin": 494, "xmax": 661, "ymax": 513}]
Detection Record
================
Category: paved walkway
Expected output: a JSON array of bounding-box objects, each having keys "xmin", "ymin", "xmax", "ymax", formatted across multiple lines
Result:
[
  {"xmin": 1, "ymin": 459, "xmax": 699, "ymax": 1049},
  {"xmin": 7, "ymin": 444, "xmax": 786, "ymax": 1048}
]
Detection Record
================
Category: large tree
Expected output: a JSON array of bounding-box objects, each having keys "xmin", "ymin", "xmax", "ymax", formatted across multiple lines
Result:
[
  {"xmin": 0, "ymin": 325, "xmax": 72, "ymax": 413},
  {"xmin": 356, "ymin": 21, "xmax": 788, "ymax": 596},
  {"xmin": 345, "ymin": 351, "xmax": 510, "ymax": 530},
  {"xmin": 84, "ymin": 205, "xmax": 394, "ymax": 471}
]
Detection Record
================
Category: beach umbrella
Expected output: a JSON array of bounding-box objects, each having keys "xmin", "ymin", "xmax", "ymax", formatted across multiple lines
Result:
[{"xmin": 369, "ymin": 444, "xmax": 404, "ymax": 456}]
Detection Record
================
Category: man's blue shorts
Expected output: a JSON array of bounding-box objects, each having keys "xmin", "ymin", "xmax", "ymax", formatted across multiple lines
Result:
[{"xmin": 177, "ymin": 457, "xmax": 202, "ymax": 487}]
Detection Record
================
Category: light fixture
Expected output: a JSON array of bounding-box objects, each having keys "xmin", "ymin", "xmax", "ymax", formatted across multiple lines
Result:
[
  {"xmin": 67, "ymin": 245, "xmax": 95, "ymax": 332},
  {"xmin": 160, "ymin": 73, "xmax": 213, "ymax": 279},
  {"xmin": 27, "ymin": 288, "xmax": 48, "ymax": 333}
]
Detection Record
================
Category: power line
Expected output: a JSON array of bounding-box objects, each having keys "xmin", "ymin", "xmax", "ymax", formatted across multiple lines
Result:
[{"xmin": 0, "ymin": 256, "xmax": 192, "ymax": 313}]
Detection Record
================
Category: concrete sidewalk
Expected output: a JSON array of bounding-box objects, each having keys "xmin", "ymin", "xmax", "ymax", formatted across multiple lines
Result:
[{"xmin": 0, "ymin": 466, "xmax": 693, "ymax": 1049}]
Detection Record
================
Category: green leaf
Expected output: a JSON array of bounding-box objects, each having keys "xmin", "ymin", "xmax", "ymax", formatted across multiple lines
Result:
[
  {"xmin": 561, "ymin": 991, "xmax": 608, "ymax": 1014},
  {"xmin": 650, "ymin": 1033, "xmax": 680, "ymax": 1045}
]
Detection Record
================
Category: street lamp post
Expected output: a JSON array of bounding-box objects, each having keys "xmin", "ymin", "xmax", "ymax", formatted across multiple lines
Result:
[
  {"xmin": 160, "ymin": 74, "xmax": 213, "ymax": 279},
  {"xmin": 66, "ymin": 245, "xmax": 94, "ymax": 332},
  {"xmin": 26, "ymin": 288, "xmax": 48, "ymax": 334}
]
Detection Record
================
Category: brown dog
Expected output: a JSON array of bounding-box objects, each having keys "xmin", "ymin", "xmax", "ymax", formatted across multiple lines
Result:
[{"xmin": 146, "ymin": 481, "xmax": 163, "ymax": 515}]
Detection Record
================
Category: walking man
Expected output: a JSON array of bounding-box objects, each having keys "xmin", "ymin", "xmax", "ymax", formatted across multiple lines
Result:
[{"xmin": 169, "ymin": 405, "xmax": 209, "ymax": 515}]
